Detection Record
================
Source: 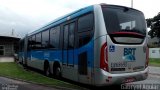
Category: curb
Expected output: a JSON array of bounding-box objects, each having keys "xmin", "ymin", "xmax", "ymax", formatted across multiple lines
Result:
[{"xmin": 149, "ymin": 73, "xmax": 160, "ymax": 76}]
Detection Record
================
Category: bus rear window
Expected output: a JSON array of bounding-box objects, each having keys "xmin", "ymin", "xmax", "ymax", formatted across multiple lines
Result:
[{"xmin": 102, "ymin": 6, "xmax": 146, "ymax": 36}]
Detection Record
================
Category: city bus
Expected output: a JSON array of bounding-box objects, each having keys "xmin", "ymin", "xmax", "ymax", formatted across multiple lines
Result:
[{"xmin": 18, "ymin": 4, "xmax": 149, "ymax": 86}]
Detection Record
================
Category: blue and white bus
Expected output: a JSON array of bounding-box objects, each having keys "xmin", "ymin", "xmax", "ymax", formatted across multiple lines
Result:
[{"xmin": 18, "ymin": 4, "xmax": 149, "ymax": 86}]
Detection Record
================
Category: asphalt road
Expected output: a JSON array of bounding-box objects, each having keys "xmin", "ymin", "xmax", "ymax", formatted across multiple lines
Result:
[
  {"xmin": 126, "ymin": 66, "xmax": 160, "ymax": 90},
  {"xmin": 124, "ymin": 73, "xmax": 160, "ymax": 90},
  {"xmin": 0, "ymin": 77, "xmax": 58, "ymax": 90},
  {"xmin": 0, "ymin": 66, "xmax": 160, "ymax": 90}
]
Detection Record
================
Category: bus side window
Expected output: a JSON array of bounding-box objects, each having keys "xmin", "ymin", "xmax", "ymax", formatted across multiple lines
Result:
[
  {"xmin": 63, "ymin": 25, "xmax": 69, "ymax": 49},
  {"xmin": 50, "ymin": 26, "xmax": 60, "ymax": 49},
  {"xmin": 79, "ymin": 36, "xmax": 92, "ymax": 47},
  {"xmin": 42, "ymin": 30, "xmax": 49, "ymax": 49},
  {"xmin": 78, "ymin": 13, "xmax": 94, "ymax": 47},
  {"xmin": 28, "ymin": 37, "xmax": 32, "ymax": 51},
  {"xmin": 35, "ymin": 33, "xmax": 42, "ymax": 49},
  {"xmin": 31, "ymin": 35, "xmax": 36, "ymax": 49},
  {"xmin": 78, "ymin": 13, "xmax": 94, "ymax": 32},
  {"xmin": 68, "ymin": 22, "xmax": 75, "ymax": 49}
]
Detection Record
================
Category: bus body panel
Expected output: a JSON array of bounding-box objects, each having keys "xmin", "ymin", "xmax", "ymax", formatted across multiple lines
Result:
[
  {"xmin": 107, "ymin": 35, "xmax": 147, "ymax": 74},
  {"xmin": 18, "ymin": 52, "xmax": 24, "ymax": 64},
  {"xmin": 93, "ymin": 4, "xmax": 107, "ymax": 68},
  {"xmin": 61, "ymin": 39, "xmax": 94, "ymax": 84},
  {"xmin": 27, "ymin": 51, "xmax": 44, "ymax": 70},
  {"xmin": 27, "ymin": 49, "xmax": 63, "ymax": 70},
  {"xmin": 93, "ymin": 4, "xmax": 148, "ymax": 85},
  {"xmin": 23, "ymin": 5, "xmax": 95, "ymax": 84},
  {"xmin": 94, "ymin": 67, "xmax": 148, "ymax": 86}
]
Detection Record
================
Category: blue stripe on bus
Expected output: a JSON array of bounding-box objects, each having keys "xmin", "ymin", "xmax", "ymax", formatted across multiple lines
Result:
[
  {"xmin": 29, "ymin": 5, "xmax": 94, "ymax": 36},
  {"xmin": 27, "ymin": 40, "xmax": 94, "ymax": 67}
]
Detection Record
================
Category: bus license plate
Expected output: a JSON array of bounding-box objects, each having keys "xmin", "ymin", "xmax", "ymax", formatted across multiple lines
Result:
[{"xmin": 124, "ymin": 78, "xmax": 135, "ymax": 83}]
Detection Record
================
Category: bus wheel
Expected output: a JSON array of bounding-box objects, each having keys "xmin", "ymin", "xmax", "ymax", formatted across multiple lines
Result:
[
  {"xmin": 54, "ymin": 66, "xmax": 61, "ymax": 78},
  {"xmin": 22, "ymin": 59, "xmax": 25, "ymax": 67},
  {"xmin": 21, "ymin": 59, "xmax": 23, "ymax": 65},
  {"xmin": 56, "ymin": 67, "xmax": 61, "ymax": 77},
  {"xmin": 44, "ymin": 63, "xmax": 50, "ymax": 77}
]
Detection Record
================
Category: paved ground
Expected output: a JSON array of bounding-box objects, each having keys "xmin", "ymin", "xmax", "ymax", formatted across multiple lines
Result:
[
  {"xmin": 149, "ymin": 66, "xmax": 160, "ymax": 75},
  {"xmin": 0, "ymin": 77, "xmax": 58, "ymax": 90},
  {"xmin": 123, "ymin": 66, "xmax": 160, "ymax": 90},
  {"xmin": 136, "ymin": 66, "xmax": 160, "ymax": 85}
]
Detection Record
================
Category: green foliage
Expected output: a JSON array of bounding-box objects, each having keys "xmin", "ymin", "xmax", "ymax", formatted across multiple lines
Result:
[
  {"xmin": 149, "ymin": 58, "xmax": 160, "ymax": 67},
  {"xmin": 146, "ymin": 13, "xmax": 160, "ymax": 39}
]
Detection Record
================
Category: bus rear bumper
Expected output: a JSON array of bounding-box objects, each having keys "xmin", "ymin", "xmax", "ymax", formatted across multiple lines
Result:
[{"xmin": 94, "ymin": 67, "xmax": 149, "ymax": 86}]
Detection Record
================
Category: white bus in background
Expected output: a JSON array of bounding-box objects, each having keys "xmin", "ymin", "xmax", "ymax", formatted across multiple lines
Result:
[{"xmin": 19, "ymin": 4, "xmax": 149, "ymax": 86}]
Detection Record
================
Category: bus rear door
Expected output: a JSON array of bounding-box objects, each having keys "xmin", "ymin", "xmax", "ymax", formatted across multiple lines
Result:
[{"xmin": 62, "ymin": 22, "xmax": 78, "ymax": 81}]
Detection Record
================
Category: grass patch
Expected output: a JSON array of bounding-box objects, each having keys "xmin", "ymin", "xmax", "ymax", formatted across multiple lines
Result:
[
  {"xmin": 0, "ymin": 62, "xmax": 85, "ymax": 89},
  {"xmin": 149, "ymin": 58, "xmax": 160, "ymax": 67}
]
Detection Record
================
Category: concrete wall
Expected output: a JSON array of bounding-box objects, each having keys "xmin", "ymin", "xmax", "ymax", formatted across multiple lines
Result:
[
  {"xmin": 149, "ymin": 48, "xmax": 160, "ymax": 58},
  {"xmin": 0, "ymin": 57, "xmax": 14, "ymax": 62}
]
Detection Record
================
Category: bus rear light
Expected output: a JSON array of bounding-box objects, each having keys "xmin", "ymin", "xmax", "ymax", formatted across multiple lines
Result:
[
  {"xmin": 106, "ymin": 76, "xmax": 112, "ymax": 82},
  {"xmin": 100, "ymin": 42, "xmax": 109, "ymax": 72},
  {"xmin": 145, "ymin": 46, "xmax": 149, "ymax": 68}
]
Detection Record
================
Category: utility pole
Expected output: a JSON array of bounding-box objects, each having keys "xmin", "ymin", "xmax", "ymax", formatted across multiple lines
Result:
[
  {"xmin": 11, "ymin": 29, "xmax": 14, "ymax": 36},
  {"xmin": 131, "ymin": 0, "xmax": 133, "ymax": 8}
]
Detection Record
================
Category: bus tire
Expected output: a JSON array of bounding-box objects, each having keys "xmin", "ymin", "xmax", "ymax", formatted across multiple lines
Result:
[
  {"xmin": 21, "ymin": 58, "xmax": 23, "ymax": 65},
  {"xmin": 53, "ymin": 63, "xmax": 61, "ymax": 78},
  {"xmin": 44, "ymin": 61, "xmax": 50, "ymax": 77},
  {"xmin": 22, "ymin": 59, "xmax": 28, "ymax": 69},
  {"xmin": 22, "ymin": 59, "xmax": 25, "ymax": 66}
]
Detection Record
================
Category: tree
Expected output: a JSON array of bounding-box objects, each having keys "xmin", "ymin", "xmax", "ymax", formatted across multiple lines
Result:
[{"xmin": 146, "ymin": 13, "xmax": 160, "ymax": 38}]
